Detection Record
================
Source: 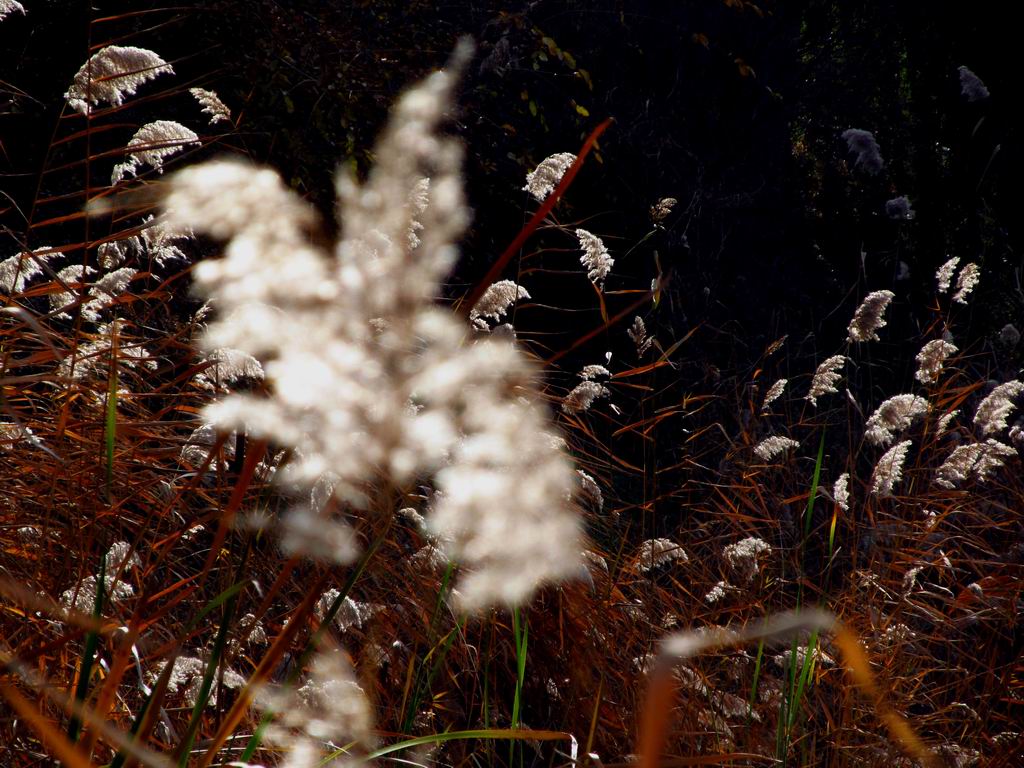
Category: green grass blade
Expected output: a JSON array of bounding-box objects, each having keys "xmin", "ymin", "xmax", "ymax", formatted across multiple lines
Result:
[
  {"xmin": 401, "ymin": 560, "xmax": 457, "ymax": 734},
  {"xmin": 69, "ymin": 554, "xmax": 106, "ymax": 743},
  {"xmin": 748, "ymin": 637, "xmax": 765, "ymax": 715},
  {"xmin": 335, "ymin": 728, "xmax": 571, "ymax": 764},
  {"xmin": 787, "ymin": 629, "xmax": 820, "ymax": 731},
  {"xmin": 182, "ymin": 580, "xmax": 247, "ymax": 635},
  {"xmin": 109, "ymin": 650, "xmax": 179, "ymax": 768},
  {"xmin": 804, "ymin": 429, "xmax": 826, "ymax": 539},
  {"xmin": 174, "ymin": 595, "xmax": 238, "ymax": 766},
  {"xmin": 509, "ymin": 606, "xmax": 529, "ymax": 766}
]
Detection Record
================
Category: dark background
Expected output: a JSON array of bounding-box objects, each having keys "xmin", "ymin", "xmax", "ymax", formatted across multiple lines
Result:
[{"xmin": 3, "ymin": 0, "xmax": 1018, "ymax": 374}]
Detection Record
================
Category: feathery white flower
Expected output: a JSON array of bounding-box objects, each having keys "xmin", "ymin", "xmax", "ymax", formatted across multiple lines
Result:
[
  {"xmin": 227, "ymin": 613, "xmax": 268, "ymax": 655},
  {"xmin": 410, "ymin": 543, "xmax": 449, "ymax": 571},
  {"xmin": 628, "ymin": 315, "xmax": 653, "ymax": 355},
  {"xmin": 189, "ymin": 87, "xmax": 231, "ymax": 124},
  {"xmin": 723, "ymin": 537, "xmax": 771, "ymax": 585},
  {"xmin": 147, "ymin": 656, "xmax": 245, "ymax": 707},
  {"xmin": 57, "ymin": 322, "xmax": 155, "ymax": 381},
  {"xmin": 196, "ymin": 347, "xmax": 265, "ymax": 389},
  {"xmin": 84, "ymin": 267, "xmax": 136, "ymax": 319},
  {"xmin": 469, "ymin": 280, "xmax": 529, "ymax": 330},
  {"xmin": 952, "ymin": 262, "xmax": 980, "ymax": 304},
  {"xmin": 915, "ymin": 339, "xmax": 957, "ymax": 384},
  {"xmin": 636, "ymin": 538, "xmax": 688, "ymax": 573},
  {"xmin": 833, "ymin": 473, "xmax": 850, "ymax": 511},
  {"xmin": 974, "ymin": 380, "xmax": 1024, "ymax": 436},
  {"xmin": 968, "ymin": 440, "xmax": 1016, "ymax": 483},
  {"xmin": 60, "ymin": 574, "xmax": 136, "ymax": 612},
  {"xmin": 580, "ymin": 364, "xmax": 611, "ymax": 380},
  {"xmin": 524, "ymin": 152, "xmax": 575, "ymax": 202},
  {"xmin": 773, "ymin": 645, "xmax": 834, "ymax": 671},
  {"xmin": 847, "ymin": 290, "xmax": 895, "ymax": 342},
  {"xmin": 999, "ymin": 323, "xmax": 1021, "ymax": 346},
  {"xmin": 807, "ymin": 355, "xmax": 846, "ymax": 407},
  {"xmin": 575, "ymin": 228, "xmax": 614, "ymax": 288},
  {"xmin": 935, "ymin": 440, "xmax": 1016, "ymax": 488},
  {"xmin": 179, "ymin": 422, "xmax": 233, "ymax": 469},
  {"xmin": 562, "ymin": 380, "xmax": 610, "ymax": 414},
  {"xmin": 280, "ymin": 506, "xmax": 359, "ymax": 565},
  {"xmin": 104, "ymin": 541, "xmax": 141, "ymax": 574},
  {"xmin": 111, "ymin": 120, "xmax": 199, "ymax": 185},
  {"xmin": 864, "ymin": 394, "xmax": 928, "ymax": 446},
  {"xmin": 753, "ymin": 436, "xmax": 799, "ymax": 461},
  {"xmin": 704, "ymin": 581, "xmax": 732, "ymax": 605},
  {"xmin": 65, "ymin": 46, "xmax": 173, "ymax": 115},
  {"xmin": 576, "ymin": 469, "xmax": 604, "ymax": 513},
  {"xmin": 936, "ymin": 256, "xmax": 960, "ymax": 293},
  {"xmin": 937, "ymin": 410, "xmax": 958, "ymax": 435},
  {"xmin": 1010, "ymin": 424, "xmax": 1024, "ymax": 448},
  {"xmin": 141, "ymin": 215, "xmax": 192, "ymax": 266},
  {"xmin": 162, "ymin": 42, "xmax": 581, "ymax": 610},
  {"xmin": 97, "ymin": 237, "xmax": 140, "ymax": 270},
  {"xmin": 885, "ymin": 195, "xmax": 914, "ymax": 220},
  {"xmin": 841, "ymin": 128, "xmax": 884, "ymax": 174},
  {"xmin": 870, "ymin": 440, "xmax": 912, "ymax": 496},
  {"xmin": 0, "ymin": 247, "xmax": 60, "ymax": 294},
  {"xmin": 761, "ymin": 378, "xmax": 787, "ymax": 411},
  {"xmin": 314, "ymin": 590, "xmax": 376, "ymax": 633},
  {"xmin": 0, "ymin": 0, "xmax": 25, "ymax": 22},
  {"xmin": 49, "ymin": 264, "xmax": 96, "ymax": 317}
]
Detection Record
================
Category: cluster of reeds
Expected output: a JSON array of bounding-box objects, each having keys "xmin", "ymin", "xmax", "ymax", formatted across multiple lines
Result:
[{"xmin": 1, "ymin": 8, "xmax": 1021, "ymax": 768}]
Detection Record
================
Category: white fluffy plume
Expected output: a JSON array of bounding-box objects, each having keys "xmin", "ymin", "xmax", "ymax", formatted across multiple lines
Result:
[{"xmin": 162, "ymin": 42, "xmax": 581, "ymax": 611}]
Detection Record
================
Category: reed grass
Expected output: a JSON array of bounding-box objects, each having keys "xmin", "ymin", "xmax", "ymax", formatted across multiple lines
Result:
[{"xmin": 1, "ymin": 8, "xmax": 1021, "ymax": 768}]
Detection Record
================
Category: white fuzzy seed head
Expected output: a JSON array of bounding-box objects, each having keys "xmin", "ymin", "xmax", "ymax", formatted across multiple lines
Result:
[
  {"xmin": 575, "ymin": 228, "xmax": 614, "ymax": 288},
  {"xmin": 936, "ymin": 256, "xmax": 960, "ymax": 294},
  {"xmin": 952, "ymin": 263, "xmax": 981, "ymax": 304},
  {"xmin": 847, "ymin": 290, "xmax": 895, "ymax": 343},
  {"xmin": 636, "ymin": 538, "xmax": 688, "ymax": 573},
  {"xmin": 833, "ymin": 473, "xmax": 850, "ymax": 511},
  {"xmin": 870, "ymin": 440, "xmax": 912, "ymax": 496},
  {"xmin": 974, "ymin": 380, "xmax": 1024, "ymax": 436},
  {"xmin": 864, "ymin": 394, "xmax": 928, "ymax": 447},
  {"xmin": 189, "ymin": 87, "xmax": 231, "ymax": 124},
  {"xmin": 111, "ymin": 120, "xmax": 199, "ymax": 185},
  {"xmin": 807, "ymin": 355, "xmax": 846, "ymax": 407},
  {"xmin": 469, "ymin": 280, "xmax": 529, "ymax": 331},
  {"xmin": 915, "ymin": 339, "xmax": 958, "ymax": 384},
  {"xmin": 523, "ymin": 152, "xmax": 576, "ymax": 202},
  {"xmin": 163, "ymin": 44, "xmax": 582, "ymax": 611},
  {"xmin": 65, "ymin": 45, "xmax": 173, "ymax": 115},
  {"xmin": 753, "ymin": 436, "xmax": 799, "ymax": 462},
  {"xmin": 722, "ymin": 537, "xmax": 771, "ymax": 585},
  {"xmin": 562, "ymin": 380, "xmax": 610, "ymax": 414},
  {"xmin": 761, "ymin": 378, "xmax": 787, "ymax": 411}
]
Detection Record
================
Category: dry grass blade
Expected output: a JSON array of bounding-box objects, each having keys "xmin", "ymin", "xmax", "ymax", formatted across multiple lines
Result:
[
  {"xmin": 0, "ymin": 655, "xmax": 174, "ymax": 768},
  {"xmin": 193, "ymin": 571, "xmax": 332, "ymax": 768},
  {"xmin": 639, "ymin": 610, "xmax": 938, "ymax": 768}
]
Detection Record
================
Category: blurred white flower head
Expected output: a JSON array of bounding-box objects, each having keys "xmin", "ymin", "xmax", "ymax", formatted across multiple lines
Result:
[{"xmin": 162, "ymin": 41, "xmax": 581, "ymax": 611}]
